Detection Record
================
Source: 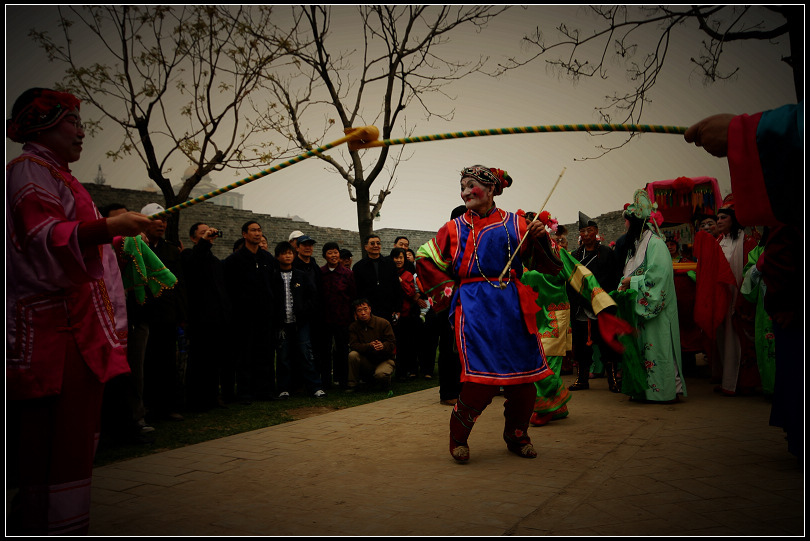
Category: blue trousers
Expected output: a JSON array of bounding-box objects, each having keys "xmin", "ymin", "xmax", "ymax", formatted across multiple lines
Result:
[{"xmin": 276, "ymin": 322, "xmax": 323, "ymax": 394}]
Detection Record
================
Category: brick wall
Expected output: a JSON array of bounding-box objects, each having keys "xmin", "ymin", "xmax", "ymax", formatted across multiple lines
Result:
[
  {"xmin": 85, "ymin": 184, "xmax": 436, "ymax": 263},
  {"xmin": 558, "ymin": 209, "xmax": 628, "ymax": 250},
  {"xmin": 86, "ymin": 184, "xmax": 628, "ymax": 261}
]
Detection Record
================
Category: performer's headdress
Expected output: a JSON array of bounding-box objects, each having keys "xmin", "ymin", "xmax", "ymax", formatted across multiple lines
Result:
[
  {"xmin": 717, "ymin": 193, "xmax": 743, "ymax": 238},
  {"xmin": 460, "ymin": 165, "xmax": 513, "ymax": 196},
  {"xmin": 717, "ymin": 193, "xmax": 735, "ymax": 216},
  {"xmin": 624, "ymin": 189, "xmax": 662, "ymax": 236},
  {"xmin": 694, "ymin": 208, "xmax": 718, "ymax": 222},
  {"xmin": 7, "ymin": 88, "xmax": 81, "ymax": 143},
  {"xmin": 578, "ymin": 211, "xmax": 597, "ymax": 230}
]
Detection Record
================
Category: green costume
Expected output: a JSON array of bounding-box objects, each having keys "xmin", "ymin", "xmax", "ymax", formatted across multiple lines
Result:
[
  {"xmin": 618, "ymin": 189, "xmax": 687, "ymax": 403},
  {"xmin": 621, "ymin": 229, "xmax": 686, "ymax": 402},
  {"xmin": 522, "ymin": 249, "xmax": 617, "ymax": 419},
  {"xmin": 740, "ymin": 245, "xmax": 775, "ymax": 396}
]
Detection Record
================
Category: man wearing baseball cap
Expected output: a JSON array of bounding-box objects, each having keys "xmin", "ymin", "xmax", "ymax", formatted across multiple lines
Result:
[
  {"xmin": 293, "ymin": 233, "xmax": 326, "ymax": 384},
  {"xmin": 288, "ymin": 230, "xmax": 305, "ymax": 249},
  {"xmin": 139, "ymin": 203, "xmax": 187, "ymax": 422}
]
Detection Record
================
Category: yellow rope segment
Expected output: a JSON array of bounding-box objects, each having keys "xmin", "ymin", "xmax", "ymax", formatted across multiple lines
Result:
[{"xmin": 148, "ymin": 123, "xmax": 687, "ymax": 219}]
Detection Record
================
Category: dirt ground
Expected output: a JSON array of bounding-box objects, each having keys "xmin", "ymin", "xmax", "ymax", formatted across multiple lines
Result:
[{"xmin": 285, "ymin": 406, "xmax": 340, "ymax": 420}]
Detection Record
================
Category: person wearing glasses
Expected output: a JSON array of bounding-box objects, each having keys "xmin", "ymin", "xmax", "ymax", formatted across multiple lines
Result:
[
  {"xmin": 6, "ymin": 88, "xmax": 153, "ymax": 534},
  {"xmin": 352, "ymin": 234, "xmax": 402, "ymax": 325}
]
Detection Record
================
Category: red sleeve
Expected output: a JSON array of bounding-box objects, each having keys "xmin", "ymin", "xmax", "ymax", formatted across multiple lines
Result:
[
  {"xmin": 77, "ymin": 218, "xmax": 112, "ymax": 249},
  {"xmin": 727, "ymin": 112, "xmax": 778, "ymax": 226},
  {"xmin": 692, "ymin": 231, "xmax": 737, "ymax": 339}
]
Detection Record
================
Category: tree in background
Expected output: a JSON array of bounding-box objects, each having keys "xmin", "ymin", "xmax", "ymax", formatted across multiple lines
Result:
[
  {"xmin": 494, "ymin": 5, "xmax": 802, "ymax": 156},
  {"xmin": 30, "ymin": 5, "xmax": 295, "ymax": 242},
  {"xmin": 253, "ymin": 5, "xmax": 509, "ymax": 253}
]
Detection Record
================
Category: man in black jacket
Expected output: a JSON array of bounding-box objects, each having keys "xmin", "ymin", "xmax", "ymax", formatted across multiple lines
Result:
[
  {"xmin": 568, "ymin": 212, "xmax": 622, "ymax": 392},
  {"xmin": 140, "ymin": 203, "xmax": 188, "ymax": 421},
  {"xmin": 182, "ymin": 222, "xmax": 231, "ymax": 409},
  {"xmin": 273, "ymin": 241, "xmax": 326, "ymax": 399},
  {"xmin": 223, "ymin": 221, "xmax": 278, "ymax": 403},
  {"xmin": 291, "ymin": 233, "xmax": 327, "ymax": 386},
  {"xmin": 352, "ymin": 234, "xmax": 402, "ymax": 324}
]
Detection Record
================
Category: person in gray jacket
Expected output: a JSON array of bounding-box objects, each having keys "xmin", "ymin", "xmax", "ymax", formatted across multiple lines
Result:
[{"xmin": 346, "ymin": 298, "xmax": 397, "ymax": 391}]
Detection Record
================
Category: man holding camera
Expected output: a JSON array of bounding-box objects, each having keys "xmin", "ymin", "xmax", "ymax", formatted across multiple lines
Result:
[{"xmin": 182, "ymin": 222, "xmax": 232, "ymax": 409}]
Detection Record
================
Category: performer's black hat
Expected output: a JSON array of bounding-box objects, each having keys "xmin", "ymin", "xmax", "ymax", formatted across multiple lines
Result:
[{"xmin": 578, "ymin": 212, "xmax": 597, "ymax": 230}]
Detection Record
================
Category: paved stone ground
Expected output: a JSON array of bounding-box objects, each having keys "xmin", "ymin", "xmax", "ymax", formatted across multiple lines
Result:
[{"xmin": 86, "ymin": 374, "xmax": 804, "ymax": 536}]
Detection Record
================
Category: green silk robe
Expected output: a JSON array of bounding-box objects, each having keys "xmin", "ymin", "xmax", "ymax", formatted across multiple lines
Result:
[{"xmin": 623, "ymin": 230, "xmax": 686, "ymax": 402}]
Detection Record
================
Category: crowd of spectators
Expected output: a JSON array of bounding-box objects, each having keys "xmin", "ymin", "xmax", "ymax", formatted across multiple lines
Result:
[
  {"xmin": 90, "ymin": 194, "xmax": 779, "ymax": 450},
  {"xmin": 94, "ymin": 224, "xmax": 465, "ymax": 447}
]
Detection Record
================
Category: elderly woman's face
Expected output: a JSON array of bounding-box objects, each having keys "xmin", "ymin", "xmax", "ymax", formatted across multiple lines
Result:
[
  {"xmin": 460, "ymin": 177, "xmax": 494, "ymax": 214},
  {"xmin": 36, "ymin": 110, "xmax": 85, "ymax": 163}
]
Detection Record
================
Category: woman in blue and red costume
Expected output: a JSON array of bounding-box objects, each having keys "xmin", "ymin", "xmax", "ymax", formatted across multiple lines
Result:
[
  {"xmin": 416, "ymin": 165, "xmax": 564, "ymax": 462},
  {"xmin": 6, "ymin": 88, "xmax": 153, "ymax": 534}
]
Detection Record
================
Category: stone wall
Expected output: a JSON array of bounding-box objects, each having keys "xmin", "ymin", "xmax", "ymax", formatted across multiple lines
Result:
[
  {"xmin": 85, "ymin": 184, "xmax": 628, "ymax": 262},
  {"xmin": 85, "ymin": 184, "xmax": 437, "ymax": 263},
  {"xmin": 557, "ymin": 209, "xmax": 628, "ymax": 249}
]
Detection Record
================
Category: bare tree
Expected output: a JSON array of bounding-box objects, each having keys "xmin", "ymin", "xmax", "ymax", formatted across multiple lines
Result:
[
  {"xmin": 494, "ymin": 5, "xmax": 801, "ymax": 154},
  {"xmin": 252, "ymin": 5, "xmax": 509, "ymax": 252},
  {"xmin": 30, "ymin": 5, "xmax": 294, "ymax": 242}
]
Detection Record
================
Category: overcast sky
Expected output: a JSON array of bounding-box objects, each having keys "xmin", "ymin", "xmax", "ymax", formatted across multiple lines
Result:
[{"xmin": 5, "ymin": 6, "xmax": 799, "ymax": 232}]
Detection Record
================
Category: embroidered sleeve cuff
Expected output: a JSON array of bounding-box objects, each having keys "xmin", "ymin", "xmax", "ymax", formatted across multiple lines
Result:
[{"xmin": 77, "ymin": 218, "xmax": 112, "ymax": 248}]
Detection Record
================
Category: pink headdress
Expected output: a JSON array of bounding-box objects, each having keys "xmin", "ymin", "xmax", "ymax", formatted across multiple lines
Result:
[{"xmin": 7, "ymin": 88, "xmax": 81, "ymax": 143}]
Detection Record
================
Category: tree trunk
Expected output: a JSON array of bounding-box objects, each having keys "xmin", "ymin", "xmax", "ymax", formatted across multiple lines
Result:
[{"xmin": 354, "ymin": 186, "xmax": 374, "ymax": 257}]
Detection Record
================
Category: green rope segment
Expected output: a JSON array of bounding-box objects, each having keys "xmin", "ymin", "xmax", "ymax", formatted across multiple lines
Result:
[
  {"xmin": 149, "ymin": 123, "xmax": 687, "ymax": 218},
  {"xmin": 362, "ymin": 123, "xmax": 687, "ymax": 148},
  {"xmin": 150, "ymin": 136, "xmax": 351, "ymax": 219}
]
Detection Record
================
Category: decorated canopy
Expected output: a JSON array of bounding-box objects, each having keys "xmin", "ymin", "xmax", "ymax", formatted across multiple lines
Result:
[{"xmin": 645, "ymin": 176, "xmax": 721, "ymax": 226}]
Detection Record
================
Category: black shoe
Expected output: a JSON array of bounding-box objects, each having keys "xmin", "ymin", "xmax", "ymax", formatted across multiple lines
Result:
[
  {"xmin": 568, "ymin": 380, "xmax": 589, "ymax": 391},
  {"xmin": 382, "ymin": 375, "xmax": 393, "ymax": 391}
]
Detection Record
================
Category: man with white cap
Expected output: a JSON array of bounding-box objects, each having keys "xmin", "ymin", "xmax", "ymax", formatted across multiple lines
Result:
[
  {"xmin": 140, "ymin": 203, "xmax": 187, "ymax": 421},
  {"xmin": 288, "ymin": 230, "xmax": 305, "ymax": 250}
]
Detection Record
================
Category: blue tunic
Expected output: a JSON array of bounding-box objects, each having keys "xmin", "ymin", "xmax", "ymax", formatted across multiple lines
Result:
[{"xmin": 417, "ymin": 207, "xmax": 554, "ymax": 385}]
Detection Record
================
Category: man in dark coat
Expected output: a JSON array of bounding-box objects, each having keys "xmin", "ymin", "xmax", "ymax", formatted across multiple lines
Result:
[
  {"xmin": 568, "ymin": 212, "xmax": 622, "ymax": 392},
  {"xmin": 140, "ymin": 203, "xmax": 188, "ymax": 421},
  {"xmin": 181, "ymin": 222, "xmax": 231, "ymax": 409},
  {"xmin": 223, "ymin": 221, "xmax": 278, "ymax": 403},
  {"xmin": 352, "ymin": 234, "xmax": 402, "ymax": 324}
]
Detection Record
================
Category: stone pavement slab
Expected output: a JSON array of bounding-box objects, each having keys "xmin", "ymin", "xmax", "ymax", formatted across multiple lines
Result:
[{"xmin": 87, "ymin": 376, "xmax": 804, "ymax": 536}]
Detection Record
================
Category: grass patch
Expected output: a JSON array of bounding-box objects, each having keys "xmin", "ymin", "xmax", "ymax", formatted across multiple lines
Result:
[{"xmin": 95, "ymin": 375, "xmax": 439, "ymax": 467}]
